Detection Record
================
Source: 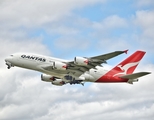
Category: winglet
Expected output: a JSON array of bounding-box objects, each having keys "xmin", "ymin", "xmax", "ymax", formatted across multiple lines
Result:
[{"xmin": 124, "ymin": 49, "xmax": 128, "ymax": 54}]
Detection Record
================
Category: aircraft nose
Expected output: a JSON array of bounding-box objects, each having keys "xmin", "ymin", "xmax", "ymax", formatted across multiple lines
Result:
[
  {"xmin": 5, "ymin": 55, "xmax": 14, "ymax": 69},
  {"xmin": 5, "ymin": 56, "xmax": 13, "ymax": 62}
]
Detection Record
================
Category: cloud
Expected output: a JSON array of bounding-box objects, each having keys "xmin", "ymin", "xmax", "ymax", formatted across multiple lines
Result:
[
  {"xmin": 93, "ymin": 15, "xmax": 128, "ymax": 30},
  {"xmin": 136, "ymin": 0, "xmax": 154, "ymax": 7},
  {"xmin": 51, "ymin": 15, "xmax": 128, "ymax": 54},
  {"xmin": 133, "ymin": 10, "xmax": 154, "ymax": 53},
  {"xmin": 0, "ymin": 38, "xmax": 51, "ymax": 119},
  {"xmin": 0, "ymin": 39, "xmax": 51, "ymax": 62},
  {"xmin": 97, "ymin": 38, "xmax": 130, "ymax": 52},
  {"xmin": 54, "ymin": 37, "xmax": 90, "ymax": 50},
  {"xmin": 134, "ymin": 10, "xmax": 154, "ymax": 39},
  {"xmin": 0, "ymin": 0, "xmax": 105, "ymax": 29}
]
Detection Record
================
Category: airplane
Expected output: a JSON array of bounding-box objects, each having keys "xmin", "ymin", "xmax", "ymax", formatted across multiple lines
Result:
[{"xmin": 5, "ymin": 50, "xmax": 151, "ymax": 86}]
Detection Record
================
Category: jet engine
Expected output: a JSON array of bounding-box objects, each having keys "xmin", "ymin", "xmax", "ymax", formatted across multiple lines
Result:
[
  {"xmin": 52, "ymin": 79, "xmax": 65, "ymax": 86},
  {"xmin": 41, "ymin": 74, "xmax": 65, "ymax": 86},
  {"xmin": 41, "ymin": 74, "xmax": 55, "ymax": 82},
  {"xmin": 74, "ymin": 57, "xmax": 89, "ymax": 66},
  {"xmin": 52, "ymin": 61, "xmax": 67, "ymax": 70}
]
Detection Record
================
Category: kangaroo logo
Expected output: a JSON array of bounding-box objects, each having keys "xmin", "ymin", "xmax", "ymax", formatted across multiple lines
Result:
[{"xmin": 113, "ymin": 61, "xmax": 139, "ymax": 76}]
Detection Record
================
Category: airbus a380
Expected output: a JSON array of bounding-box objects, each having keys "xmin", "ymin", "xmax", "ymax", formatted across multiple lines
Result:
[{"xmin": 5, "ymin": 50, "xmax": 151, "ymax": 86}]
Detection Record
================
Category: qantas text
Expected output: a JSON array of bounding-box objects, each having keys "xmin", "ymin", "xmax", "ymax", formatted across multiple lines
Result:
[{"xmin": 21, "ymin": 55, "xmax": 46, "ymax": 62}]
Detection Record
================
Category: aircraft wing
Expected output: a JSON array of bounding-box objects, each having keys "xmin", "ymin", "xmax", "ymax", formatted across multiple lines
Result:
[
  {"xmin": 66, "ymin": 50, "xmax": 128, "ymax": 77},
  {"xmin": 90, "ymin": 50, "xmax": 128, "ymax": 61}
]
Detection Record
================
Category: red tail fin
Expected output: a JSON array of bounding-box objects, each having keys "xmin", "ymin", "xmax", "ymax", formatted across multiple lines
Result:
[
  {"xmin": 96, "ymin": 51, "xmax": 146, "ymax": 83},
  {"xmin": 111, "ymin": 51, "xmax": 146, "ymax": 76}
]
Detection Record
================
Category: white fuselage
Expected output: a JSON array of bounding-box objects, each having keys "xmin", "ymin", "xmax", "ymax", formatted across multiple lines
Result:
[{"xmin": 5, "ymin": 53, "xmax": 108, "ymax": 82}]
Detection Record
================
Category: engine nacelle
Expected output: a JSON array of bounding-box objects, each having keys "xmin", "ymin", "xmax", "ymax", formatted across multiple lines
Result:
[
  {"xmin": 41, "ymin": 74, "xmax": 55, "ymax": 82},
  {"xmin": 41, "ymin": 74, "xmax": 65, "ymax": 86},
  {"xmin": 53, "ymin": 61, "xmax": 67, "ymax": 70},
  {"xmin": 74, "ymin": 57, "xmax": 89, "ymax": 66},
  {"xmin": 52, "ymin": 79, "xmax": 65, "ymax": 86}
]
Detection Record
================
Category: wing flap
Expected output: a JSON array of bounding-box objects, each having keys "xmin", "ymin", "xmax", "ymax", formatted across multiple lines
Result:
[{"xmin": 120, "ymin": 72, "xmax": 151, "ymax": 79}]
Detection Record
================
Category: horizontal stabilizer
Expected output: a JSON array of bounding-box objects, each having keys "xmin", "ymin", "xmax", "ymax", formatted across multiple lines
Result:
[{"xmin": 120, "ymin": 72, "xmax": 151, "ymax": 79}]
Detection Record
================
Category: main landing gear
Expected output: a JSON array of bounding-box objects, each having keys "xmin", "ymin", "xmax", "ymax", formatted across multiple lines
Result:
[
  {"xmin": 69, "ymin": 79, "xmax": 85, "ymax": 86},
  {"xmin": 64, "ymin": 75, "xmax": 85, "ymax": 86}
]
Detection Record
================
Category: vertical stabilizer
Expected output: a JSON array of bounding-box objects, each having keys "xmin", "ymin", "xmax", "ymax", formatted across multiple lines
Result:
[{"xmin": 111, "ymin": 51, "xmax": 146, "ymax": 76}]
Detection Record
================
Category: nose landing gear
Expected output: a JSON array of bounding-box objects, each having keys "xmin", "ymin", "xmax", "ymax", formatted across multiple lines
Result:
[{"xmin": 6, "ymin": 62, "xmax": 12, "ymax": 69}]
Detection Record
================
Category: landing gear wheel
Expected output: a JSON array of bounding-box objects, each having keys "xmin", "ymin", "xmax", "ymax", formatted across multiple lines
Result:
[
  {"xmin": 6, "ymin": 63, "xmax": 11, "ymax": 69},
  {"xmin": 7, "ymin": 66, "xmax": 10, "ymax": 69}
]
